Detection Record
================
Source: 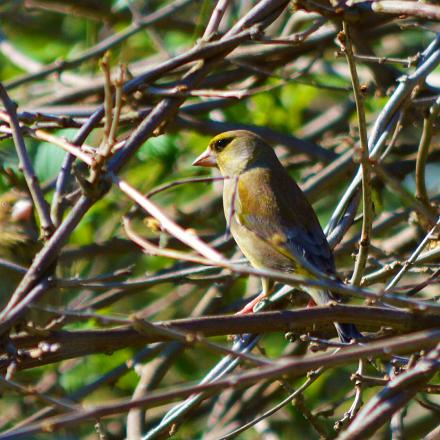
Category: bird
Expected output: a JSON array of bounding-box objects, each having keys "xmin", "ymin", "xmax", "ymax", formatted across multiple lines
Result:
[
  {"xmin": 0, "ymin": 190, "xmax": 59, "ymax": 329},
  {"xmin": 0, "ymin": 191, "xmax": 38, "ymax": 262},
  {"xmin": 0, "ymin": 191, "xmax": 39, "ymax": 307},
  {"xmin": 192, "ymin": 130, "xmax": 361, "ymax": 343}
]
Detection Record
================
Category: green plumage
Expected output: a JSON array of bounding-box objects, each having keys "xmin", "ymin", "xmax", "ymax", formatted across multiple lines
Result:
[{"xmin": 193, "ymin": 130, "xmax": 361, "ymax": 342}]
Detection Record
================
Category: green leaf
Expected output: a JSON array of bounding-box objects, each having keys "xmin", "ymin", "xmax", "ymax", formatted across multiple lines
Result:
[
  {"xmin": 137, "ymin": 134, "xmax": 179, "ymax": 171},
  {"xmin": 34, "ymin": 142, "xmax": 66, "ymax": 182}
]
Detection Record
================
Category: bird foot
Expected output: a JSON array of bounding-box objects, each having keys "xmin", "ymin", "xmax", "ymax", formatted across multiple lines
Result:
[
  {"xmin": 236, "ymin": 292, "xmax": 268, "ymax": 315},
  {"xmin": 307, "ymin": 299, "xmax": 317, "ymax": 308}
]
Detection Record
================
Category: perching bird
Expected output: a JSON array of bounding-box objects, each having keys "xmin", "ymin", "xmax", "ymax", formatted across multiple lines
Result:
[
  {"xmin": 193, "ymin": 130, "xmax": 361, "ymax": 343},
  {"xmin": 0, "ymin": 191, "xmax": 39, "ymax": 307},
  {"xmin": 0, "ymin": 192, "xmax": 38, "ymax": 261},
  {"xmin": 0, "ymin": 190, "xmax": 59, "ymax": 328}
]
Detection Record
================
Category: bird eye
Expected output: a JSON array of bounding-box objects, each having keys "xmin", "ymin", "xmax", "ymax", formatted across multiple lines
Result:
[{"xmin": 213, "ymin": 137, "xmax": 232, "ymax": 152}]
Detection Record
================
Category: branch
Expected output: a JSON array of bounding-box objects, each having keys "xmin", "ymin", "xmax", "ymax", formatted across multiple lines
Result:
[
  {"xmin": 5, "ymin": 0, "xmax": 194, "ymax": 90},
  {"xmin": 339, "ymin": 22, "xmax": 373, "ymax": 285},
  {"xmin": 0, "ymin": 89, "xmax": 54, "ymax": 237},
  {"xmin": 2, "ymin": 329, "xmax": 439, "ymax": 439},
  {"xmin": 371, "ymin": 1, "xmax": 440, "ymax": 21},
  {"xmin": 339, "ymin": 343, "xmax": 440, "ymax": 440},
  {"xmin": 4, "ymin": 306, "xmax": 440, "ymax": 371}
]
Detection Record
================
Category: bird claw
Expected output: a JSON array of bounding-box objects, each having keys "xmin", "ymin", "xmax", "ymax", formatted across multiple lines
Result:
[{"xmin": 235, "ymin": 292, "xmax": 268, "ymax": 315}]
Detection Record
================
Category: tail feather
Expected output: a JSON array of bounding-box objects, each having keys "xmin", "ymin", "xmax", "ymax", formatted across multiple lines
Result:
[
  {"xmin": 335, "ymin": 322, "xmax": 363, "ymax": 343},
  {"xmin": 303, "ymin": 286, "xmax": 363, "ymax": 343}
]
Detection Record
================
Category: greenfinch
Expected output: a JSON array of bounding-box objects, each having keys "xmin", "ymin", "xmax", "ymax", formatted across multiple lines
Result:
[
  {"xmin": 193, "ymin": 130, "xmax": 360, "ymax": 342},
  {"xmin": 0, "ymin": 192, "xmax": 38, "ymax": 307}
]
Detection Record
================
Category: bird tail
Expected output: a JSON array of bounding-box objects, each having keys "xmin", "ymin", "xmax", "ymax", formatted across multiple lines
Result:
[
  {"xmin": 303, "ymin": 286, "xmax": 363, "ymax": 343},
  {"xmin": 335, "ymin": 322, "xmax": 363, "ymax": 343}
]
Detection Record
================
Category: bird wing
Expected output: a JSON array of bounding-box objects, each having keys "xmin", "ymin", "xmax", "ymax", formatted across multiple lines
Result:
[{"xmin": 235, "ymin": 166, "xmax": 336, "ymax": 276}]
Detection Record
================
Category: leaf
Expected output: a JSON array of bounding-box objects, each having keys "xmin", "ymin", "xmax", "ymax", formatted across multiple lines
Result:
[{"xmin": 34, "ymin": 142, "xmax": 66, "ymax": 182}]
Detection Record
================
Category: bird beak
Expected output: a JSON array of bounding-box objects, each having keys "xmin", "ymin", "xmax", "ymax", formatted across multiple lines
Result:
[{"xmin": 192, "ymin": 148, "xmax": 217, "ymax": 167}]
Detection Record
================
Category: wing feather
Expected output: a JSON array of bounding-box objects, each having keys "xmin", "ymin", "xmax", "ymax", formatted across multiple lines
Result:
[{"xmin": 235, "ymin": 166, "xmax": 335, "ymax": 276}]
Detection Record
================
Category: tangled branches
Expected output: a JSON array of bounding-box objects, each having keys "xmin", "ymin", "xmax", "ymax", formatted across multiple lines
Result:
[{"xmin": 0, "ymin": 1, "xmax": 439, "ymax": 439}]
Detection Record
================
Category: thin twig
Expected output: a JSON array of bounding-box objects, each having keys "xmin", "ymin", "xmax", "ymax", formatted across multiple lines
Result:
[
  {"xmin": 339, "ymin": 343, "xmax": 440, "ymax": 440},
  {"xmin": 339, "ymin": 22, "xmax": 373, "ymax": 285},
  {"xmin": 202, "ymin": 0, "xmax": 231, "ymax": 39},
  {"xmin": 2, "ymin": 330, "xmax": 440, "ymax": 439},
  {"xmin": 385, "ymin": 217, "xmax": 440, "ymax": 290},
  {"xmin": 0, "ymin": 88, "xmax": 54, "ymax": 238},
  {"xmin": 415, "ymin": 95, "xmax": 440, "ymax": 212}
]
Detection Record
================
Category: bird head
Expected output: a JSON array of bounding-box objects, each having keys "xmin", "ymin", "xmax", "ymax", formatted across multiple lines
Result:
[
  {"xmin": 0, "ymin": 191, "xmax": 38, "ymax": 252},
  {"xmin": 192, "ymin": 130, "xmax": 276, "ymax": 176}
]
